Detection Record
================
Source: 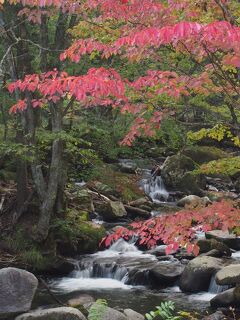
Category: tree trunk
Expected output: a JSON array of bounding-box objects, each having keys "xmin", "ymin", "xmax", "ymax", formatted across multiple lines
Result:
[{"xmin": 34, "ymin": 103, "xmax": 63, "ymax": 241}]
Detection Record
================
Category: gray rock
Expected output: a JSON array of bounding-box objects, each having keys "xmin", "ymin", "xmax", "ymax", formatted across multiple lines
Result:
[
  {"xmin": 210, "ymin": 288, "xmax": 235, "ymax": 308},
  {"xmin": 118, "ymin": 159, "xmax": 138, "ymax": 174},
  {"xmin": 177, "ymin": 195, "xmax": 211, "ymax": 208},
  {"xmin": 206, "ymin": 230, "xmax": 240, "ymax": 250},
  {"xmin": 202, "ymin": 311, "xmax": 226, "ymax": 320},
  {"xmin": 0, "ymin": 267, "xmax": 38, "ymax": 319},
  {"xmin": 68, "ymin": 294, "xmax": 95, "ymax": 307},
  {"xmin": 98, "ymin": 201, "xmax": 127, "ymax": 221},
  {"xmin": 15, "ymin": 307, "xmax": 86, "ymax": 320},
  {"xmin": 88, "ymin": 304, "xmax": 127, "ymax": 320},
  {"xmin": 161, "ymin": 154, "xmax": 205, "ymax": 195},
  {"xmin": 123, "ymin": 309, "xmax": 144, "ymax": 320},
  {"xmin": 149, "ymin": 261, "xmax": 185, "ymax": 285},
  {"xmin": 216, "ymin": 264, "xmax": 240, "ymax": 285},
  {"xmin": 179, "ymin": 256, "xmax": 223, "ymax": 292},
  {"xmin": 197, "ymin": 239, "xmax": 231, "ymax": 257}
]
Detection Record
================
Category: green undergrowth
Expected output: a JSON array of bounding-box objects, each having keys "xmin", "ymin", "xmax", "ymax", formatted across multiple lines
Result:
[
  {"xmin": 51, "ymin": 209, "xmax": 106, "ymax": 254},
  {"xmin": 195, "ymin": 156, "xmax": 240, "ymax": 177},
  {"xmin": 3, "ymin": 227, "xmax": 55, "ymax": 271}
]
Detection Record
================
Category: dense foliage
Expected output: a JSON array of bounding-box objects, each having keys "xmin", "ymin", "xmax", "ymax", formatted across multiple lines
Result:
[{"xmin": 101, "ymin": 201, "xmax": 240, "ymax": 255}]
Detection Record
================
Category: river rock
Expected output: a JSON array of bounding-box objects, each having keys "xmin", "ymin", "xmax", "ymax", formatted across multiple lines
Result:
[
  {"xmin": 118, "ymin": 159, "xmax": 138, "ymax": 174},
  {"xmin": 179, "ymin": 256, "xmax": 223, "ymax": 292},
  {"xmin": 206, "ymin": 230, "xmax": 240, "ymax": 250},
  {"xmin": 161, "ymin": 154, "xmax": 205, "ymax": 195},
  {"xmin": 197, "ymin": 239, "xmax": 231, "ymax": 257},
  {"xmin": 15, "ymin": 307, "xmax": 86, "ymax": 320},
  {"xmin": 0, "ymin": 267, "xmax": 38, "ymax": 319},
  {"xmin": 129, "ymin": 197, "xmax": 152, "ymax": 207},
  {"xmin": 88, "ymin": 304, "xmax": 127, "ymax": 320},
  {"xmin": 123, "ymin": 309, "xmax": 144, "ymax": 320},
  {"xmin": 97, "ymin": 201, "xmax": 127, "ymax": 221},
  {"xmin": 202, "ymin": 311, "xmax": 226, "ymax": 320},
  {"xmin": 210, "ymin": 288, "xmax": 236, "ymax": 308},
  {"xmin": 74, "ymin": 188, "xmax": 94, "ymax": 212},
  {"xmin": 68, "ymin": 294, "xmax": 95, "ymax": 307},
  {"xmin": 216, "ymin": 264, "xmax": 240, "ymax": 285},
  {"xmin": 149, "ymin": 261, "xmax": 185, "ymax": 285},
  {"xmin": 233, "ymin": 285, "xmax": 240, "ymax": 305},
  {"xmin": 177, "ymin": 195, "xmax": 211, "ymax": 208},
  {"xmin": 45, "ymin": 257, "xmax": 75, "ymax": 276}
]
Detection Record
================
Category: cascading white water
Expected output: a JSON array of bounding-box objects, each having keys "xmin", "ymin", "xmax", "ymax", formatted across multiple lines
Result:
[
  {"xmin": 208, "ymin": 274, "xmax": 229, "ymax": 294},
  {"xmin": 52, "ymin": 239, "xmax": 157, "ymax": 292},
  {"xmin": 140, "ymin": 170, "xmax": 169, "ymax": 203}
]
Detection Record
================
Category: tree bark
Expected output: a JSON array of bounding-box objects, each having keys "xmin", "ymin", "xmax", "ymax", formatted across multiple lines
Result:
[{"xmin": 34, "ymin": 103, "xmax": 63, "ymax": 241}]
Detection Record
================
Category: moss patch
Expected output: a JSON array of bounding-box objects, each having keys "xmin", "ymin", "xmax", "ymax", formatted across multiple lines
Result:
[
  {"xmin": 195, "ymin": 157, "xmax": 240, "ymax": 178},
  {"xmin": 183, "ymin": 146, "xmax": 229, "ymax": 164},
  {"xmin": 88, "ymin": 164, "xmax": 144, "ymax": 202},
  {"xmin": 52, "ymin": 212, "xmax": 106, "ymax": 255}
]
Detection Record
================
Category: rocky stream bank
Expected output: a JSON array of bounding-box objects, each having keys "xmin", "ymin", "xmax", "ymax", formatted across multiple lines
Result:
[{"xmin": 1, "ymin": 147, "xmax": 240, "ymax": 319}]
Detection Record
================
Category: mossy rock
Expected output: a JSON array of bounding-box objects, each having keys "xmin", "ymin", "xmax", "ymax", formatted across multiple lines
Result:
[
  {"xmin": 183, "ymin": 146, "xmax": 229, "ymax": 165},
  {"xmin": 88, "ymin": 164, "xmax": 144, "ymax": 202},
  {"xmin": 55, "ymin": 219, "xmax": 106, "ymax": 256},
  {"xmin": 195, "ymin": 157, "xmax": 240, "ymax": 179},
  {"xmin": 176, "ymin": 172, "xmax": 206, "ymax": 195},
  {"xmin": 161, "ymin": 154, "xmax": 205, "ymax": 194}
]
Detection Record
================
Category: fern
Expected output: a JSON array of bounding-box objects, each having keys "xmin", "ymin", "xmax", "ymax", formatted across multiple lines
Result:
[
  {"xmin": 145, "ymin": 301, "xmax": 182, "ymax": 320},
  {"xmin": 88, "ymin": 299, "xmax": 108, "ymax": 320}
]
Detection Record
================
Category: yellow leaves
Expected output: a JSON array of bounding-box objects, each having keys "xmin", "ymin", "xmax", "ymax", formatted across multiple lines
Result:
[{"xmin": 188, "ymin": 124, "xmax": 240, "ymax": 147}]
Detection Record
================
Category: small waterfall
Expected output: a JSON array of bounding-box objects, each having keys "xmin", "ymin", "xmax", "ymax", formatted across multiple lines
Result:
[
  {"xmin": 141, "ymin": 170, "xmax": 169, "ymax": 203},
  {"xmin": 208, "ymin": 274, "xmax": 229, "ymax": 294}
]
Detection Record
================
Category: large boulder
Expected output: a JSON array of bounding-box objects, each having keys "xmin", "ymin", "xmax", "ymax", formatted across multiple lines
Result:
[
  {"xmin": 177, "ymin": 195, "xmax": 211, "ymax": 208},
  {"xmin": 97, "ymin": 201, "xmax": 127, "ymax": 221},
  {"xmin": 179, "ymin": 256, "xmax": 223, "ymax": 292},
  {"xmin": 123, "ymin": 309, "xmax": 144, "ymax": 320},
  {"xmin": 206, "ymin": 230, "xmax": 240, "ymax": 250},
  {"xmin": 161, "ymin": 154, "xmax": 205, "ymax": 194},
  {"xmin": 210, "ymin": 288, "xmax": 236, "ymax": 308},
  {"xmin": 15, "ymin": 307, "xmax": 86, "ymax": 320},
  {"xmin": 216, "ymin": 264, "xmax": 240, "ymax": 286},
  {"xmin": 88, "ymin": 304, "xmax": 127, "ymax": 320},
  {"xmin": 149, "ymin": 261, "xmax": 185, "ymax": 286},
  {"xmin": 197, "ymin": 239, "xmax": 231, "ymax": 257},
  {"xmin": 0, "ymin": 267, "xmax": 38, "ymax": 319}
]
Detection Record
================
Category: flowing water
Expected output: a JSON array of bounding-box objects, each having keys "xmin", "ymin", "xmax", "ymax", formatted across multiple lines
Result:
[
  {"xmin": 33, "ymin": 166, "xmax": 240, "ymax": 315},
  {"xmin": 33, "ymin": 240, "xmax": 240, "ymax": 315},
  {"xmin": 140, "ymin": 170, "xmax": 169, "ymax": 203}
]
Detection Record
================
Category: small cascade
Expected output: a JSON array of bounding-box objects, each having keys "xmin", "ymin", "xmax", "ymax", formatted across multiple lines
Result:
[
  {"xmin": 208, "ymin": 274, "xmax": 229, "ymax": 294},
  {"xmin": 140, "ymin": 170, "xmax": 169, "ymax": 203},
  {"xmin": 52, "ymin": 239, "xmax": 157, "ymax": 292}
]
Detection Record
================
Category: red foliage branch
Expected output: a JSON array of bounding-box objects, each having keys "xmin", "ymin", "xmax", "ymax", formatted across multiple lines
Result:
[
  {"xmin": 8, "ymin": 67, "xmax": 129, "ymax": 113},
  {"xmin": 62, "ymin": 21, "xmax": 240, "ymax": 68},
  {"xmin": 101, "ymin": 201, "xmax": 240, "ymax": 256}
]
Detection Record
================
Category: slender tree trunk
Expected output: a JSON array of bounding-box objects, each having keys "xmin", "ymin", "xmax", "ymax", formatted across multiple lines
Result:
[{"xmin": 34, "ymin": 103, "xmax": 63, "ymax": 241}]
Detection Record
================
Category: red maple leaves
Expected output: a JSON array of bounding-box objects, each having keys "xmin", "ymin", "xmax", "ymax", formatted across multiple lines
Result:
[{"xmin": 101, "ymin": 201, "xmax": 240, "ymax": 256}]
